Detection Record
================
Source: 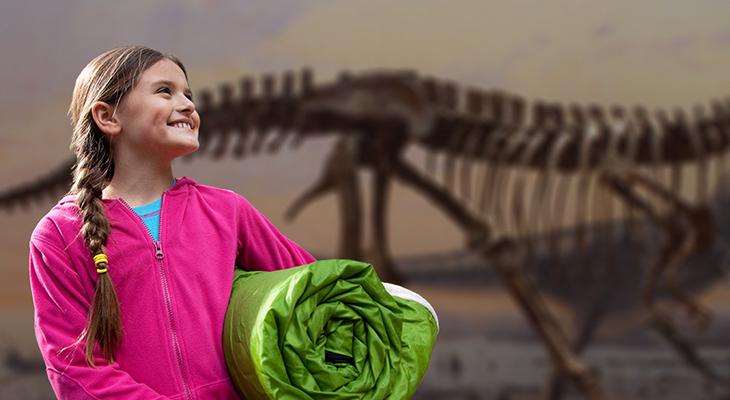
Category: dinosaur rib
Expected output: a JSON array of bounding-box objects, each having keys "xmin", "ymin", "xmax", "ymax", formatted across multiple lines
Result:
[
  {"xmin": 509, "ymin": 102, "xmax": 555, "ymax": 255},
  {"xmin": 526, "ymin": 103, "xmax": 567, "ymax": 259},
  {"xmin": 473, "ymin": 92, "xmax": 508, "ymax": 219},
  {"xmin": 715, "ymin": 100, "xmax": 730, "ymax": 193},
  {"xmin": 211, "ymin": 83, "xmax": 236, "ymax": 159},
  {"xmin": 439, "ymin": 81, "xmax": 462, "ymax": 195},
  {"xmin": 264, "ymin": 72, "xmax": 296, "ymax": 154},
  {"xmin": 479, "ymin": 93, "xmax": 524, "ymax": 234},
  {"xmin": 496, "ymin": 99, "xmax": 541, "ymax": 241},
  {"xmin": 455, "ymin": 90, "xmax": 483, "ymax": 204},
  {"xmin": 693, "ymin": 105, "xmax": 714, "ymax": 204},
  {"xmin": 460, "ymin": 91, "xmax": 498, "ymax": 212},
  {"xmin": 230, "ymin": 77, "xmax": 255, "ymax": 158}
]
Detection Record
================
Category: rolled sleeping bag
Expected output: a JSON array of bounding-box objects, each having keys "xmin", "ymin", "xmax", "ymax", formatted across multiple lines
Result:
[{"xmin": 223, "ymin": 259, "xmax": 438, "ymax": 399}]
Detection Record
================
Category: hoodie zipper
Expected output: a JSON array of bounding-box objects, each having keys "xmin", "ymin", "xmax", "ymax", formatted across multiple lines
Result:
[{"xmin": 118, "ymin": 196, "xmax": 194, "ymax": 400}]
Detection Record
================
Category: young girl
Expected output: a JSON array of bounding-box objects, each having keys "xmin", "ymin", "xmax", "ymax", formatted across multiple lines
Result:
[{"xmin": 29, "ymin": 46, "xmax": 316, "ymax": 399}]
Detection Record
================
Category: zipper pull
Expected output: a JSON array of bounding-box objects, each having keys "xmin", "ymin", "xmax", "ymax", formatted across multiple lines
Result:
[{"xmin": 154, "ymin": 241, "xmax": 164, "ymax": 259}]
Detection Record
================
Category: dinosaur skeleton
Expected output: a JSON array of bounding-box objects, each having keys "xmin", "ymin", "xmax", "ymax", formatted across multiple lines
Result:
[{"xmin": 2, "ymin": 69, "xmax": 729, "ymax": 399}]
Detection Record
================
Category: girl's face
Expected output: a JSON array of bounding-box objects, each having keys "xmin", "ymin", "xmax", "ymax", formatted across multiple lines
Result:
[{"xmin": 113, "ymin": 58, "xmax": 200, "ymax": 162}]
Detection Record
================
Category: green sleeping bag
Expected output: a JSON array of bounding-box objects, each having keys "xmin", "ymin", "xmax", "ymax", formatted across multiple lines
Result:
[{"xmin": 223, "ymin": 259, "xmax": 438, "ymax": 400}]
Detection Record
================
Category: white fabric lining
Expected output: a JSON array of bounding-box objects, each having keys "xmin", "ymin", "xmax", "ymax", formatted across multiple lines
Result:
[{"xmin": 382, "ymin": 282, "xmax": 439, "ymax": 333}]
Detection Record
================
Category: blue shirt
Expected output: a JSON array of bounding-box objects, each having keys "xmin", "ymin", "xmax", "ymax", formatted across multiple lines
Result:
[{"xmin": 131, "ymin": 178, "xmax": 176, "ymax": 241}]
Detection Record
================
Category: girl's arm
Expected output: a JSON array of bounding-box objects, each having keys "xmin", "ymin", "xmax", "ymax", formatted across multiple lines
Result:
[
  {"xmin": 235, "ymin": 195, "xmax": 317, "ymax": 271},
  {"xmin": 29, "ymin": 236, "xmax": 171, "ymax": 400}
]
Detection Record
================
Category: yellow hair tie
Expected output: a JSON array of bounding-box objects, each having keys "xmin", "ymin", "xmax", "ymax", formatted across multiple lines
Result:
[{"xmin": 94, "ymin": 253, "xmax": 109, "ymax": 274}]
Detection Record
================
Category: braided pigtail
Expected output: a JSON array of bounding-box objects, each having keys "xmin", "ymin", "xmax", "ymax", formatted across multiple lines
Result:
[
  {"xmin": 71, "ymin": 150, "xmax": 120, "ymax": 366},
  {"xmin": 65, "ymin": 46, "xmax": 188, "ymax": 366}
]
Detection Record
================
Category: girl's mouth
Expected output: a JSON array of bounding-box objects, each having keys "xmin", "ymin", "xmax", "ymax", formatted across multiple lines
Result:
[{"xmin": 168, "ymin": 122, "xmax": 193, "ymax": 130}]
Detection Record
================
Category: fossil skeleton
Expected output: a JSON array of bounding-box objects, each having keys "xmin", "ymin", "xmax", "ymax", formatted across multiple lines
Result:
[{"xmin": 2, "ymin": 69, "xmax": 729, "ymax": 399}]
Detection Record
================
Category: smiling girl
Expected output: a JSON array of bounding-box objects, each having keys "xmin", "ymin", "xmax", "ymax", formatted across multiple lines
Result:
[{"xmin": 28, "ymin": 46, "xmax": 315, "ymax": 399}]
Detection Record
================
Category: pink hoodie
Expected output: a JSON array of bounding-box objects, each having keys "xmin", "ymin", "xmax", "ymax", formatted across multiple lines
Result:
[{"xmin": 29, "ymin": 176, "xmax": 316, "ymax": 399}]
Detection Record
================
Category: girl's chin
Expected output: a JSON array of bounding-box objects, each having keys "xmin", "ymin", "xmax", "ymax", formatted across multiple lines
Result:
[
  {"xmin": 165, "ymin": 140, "xmax": 200, "ymax": 160},
  {"xmin": 168, "ymin": 141, "xmax": 200, "ymax": 161}
]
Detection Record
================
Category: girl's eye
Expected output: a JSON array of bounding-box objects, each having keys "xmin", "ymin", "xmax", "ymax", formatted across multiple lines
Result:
[{"xmin": 157, "ymin": 87, "xmax": 172, "ymax": 94}]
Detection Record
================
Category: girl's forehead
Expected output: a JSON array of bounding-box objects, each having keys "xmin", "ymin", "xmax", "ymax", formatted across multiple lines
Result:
[{"xmin": 138, "ymin": 59, "xmax": 188, "ymax": 87}]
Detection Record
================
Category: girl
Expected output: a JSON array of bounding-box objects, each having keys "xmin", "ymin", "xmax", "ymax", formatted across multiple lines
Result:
[{"xmin": 29, "ymin": 46, "xmax": 316, "ymax": 399}]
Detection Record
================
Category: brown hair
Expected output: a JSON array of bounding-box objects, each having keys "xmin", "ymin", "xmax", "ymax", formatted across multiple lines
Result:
[{"xmin": 66, "ymin": 46, "xmax": 187, "ymax": 366}]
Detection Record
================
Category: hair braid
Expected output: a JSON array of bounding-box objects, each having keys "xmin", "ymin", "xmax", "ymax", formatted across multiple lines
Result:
[{"xmin": 72, "ymin": 136, "xmax": 120, "ymax": 366}]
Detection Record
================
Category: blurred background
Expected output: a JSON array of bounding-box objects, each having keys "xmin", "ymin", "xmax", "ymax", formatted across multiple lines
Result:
[{"xmin": 2, "ymin": 1, "xmax": 730, "ymax": 398}]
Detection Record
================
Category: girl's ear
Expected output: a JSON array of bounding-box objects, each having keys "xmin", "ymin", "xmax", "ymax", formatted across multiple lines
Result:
[{"xmin": 91, "ymin": 101, "xmax": 122, "ymax": 137}]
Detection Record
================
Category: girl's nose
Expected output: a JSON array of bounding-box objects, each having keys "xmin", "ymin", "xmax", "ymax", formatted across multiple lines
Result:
[{"xmin": 177, "ymin": 94, "xmax": 196, "ymax": 115}]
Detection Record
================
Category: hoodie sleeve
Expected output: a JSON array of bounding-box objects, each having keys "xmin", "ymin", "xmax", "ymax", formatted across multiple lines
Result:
[
  {"xmin": 29, "ymin": 233, "xmax": 171, "ymax": 400},
  {"xmin": 235, "ymin": 194, "xmax": 317, "ymax": 271}
]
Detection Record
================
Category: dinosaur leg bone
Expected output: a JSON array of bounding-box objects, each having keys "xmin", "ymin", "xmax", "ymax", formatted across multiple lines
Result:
[
  {"xmin": 393, "ymin": 157, "xmax": 609, "ymax": 399},
  {"xmin": 620, "ymin": 172, "xmax": 715, "ymax": 328},
  {"xmin": 370, "ymin": 151, "xmax": 404, "ymax": 284},
  {"xmin": 478, "ymin": 238, "xmax": 610, "ymax": 400},
  {"xmin": 284, "ymin": 138, "xmax": 364, "ymax": 261}
]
